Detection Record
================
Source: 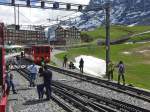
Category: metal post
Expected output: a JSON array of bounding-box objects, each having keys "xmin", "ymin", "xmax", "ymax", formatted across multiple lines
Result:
[
  {"xmin": 105, "ymin": 3, "xmax": 110, "ymax": 77},
  {"xmin": 14, "ymin": 6, "xmax": 16, "ymax": 25},
  {"xmin": 18, "ymin": 5, "xmax": 19, "ymax": 27}
]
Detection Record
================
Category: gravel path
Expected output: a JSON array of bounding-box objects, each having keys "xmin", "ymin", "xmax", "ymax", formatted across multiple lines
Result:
[
  {"xmin": 8, "ymin": 71, "xmax": 66, "ymax": 112},
  {"xmin": 52, "ymin": 71, "xmax": 150, "ymax": 111}
]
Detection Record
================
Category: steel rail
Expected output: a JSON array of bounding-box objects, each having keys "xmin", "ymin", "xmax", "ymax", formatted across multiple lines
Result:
[
  {"xmin": 17, "ymin": 68, "xmax": 96, "ymax": 112},
  {"xmin": 47, "ymin": 65, "xmax": 150, "ymax": 103},
  {"xmin": 16, "ymin": 64, "xmax": 150, "ymax": 112},
  {"xmin": 52, "ymin": 81, "xmax": 150, "ymax": 112},
  {"xmin": 15, "ymin": 68, "xmax": 74, "ymax": 112},
  {"xmin": 52, "ymin": 86, "xmax": 116, "ymax": 112}
]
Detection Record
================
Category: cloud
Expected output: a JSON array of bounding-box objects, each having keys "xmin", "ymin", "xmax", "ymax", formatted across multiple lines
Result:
[{"xmin": 0, "ymin": 0, "xmax": 90, "ymax": 25}]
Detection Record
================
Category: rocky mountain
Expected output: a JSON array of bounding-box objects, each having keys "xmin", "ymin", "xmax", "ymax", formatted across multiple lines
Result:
[{"xmin": 60, "ymin": 0, "xmax": 150, "ymax": 30}]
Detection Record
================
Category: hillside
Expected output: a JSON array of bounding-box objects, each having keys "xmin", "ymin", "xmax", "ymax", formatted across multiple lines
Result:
[
  {"xmin": 81, "ymin": 25, "xmax": 150, "ymax": 43},
  {"xmin": 60, "ymin": 0, "xmax": 150, "ymax": 30},
  {"xmin": 55, "ymin": 42, "xmax": 150, "ymax": 90}
]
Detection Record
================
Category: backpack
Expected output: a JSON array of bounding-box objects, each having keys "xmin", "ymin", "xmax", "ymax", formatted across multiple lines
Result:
[{"xmin": 119, "ymin": 64, "xmax": 125, "ymax": 73}]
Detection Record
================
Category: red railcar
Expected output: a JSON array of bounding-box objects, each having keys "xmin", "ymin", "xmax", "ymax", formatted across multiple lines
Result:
[{"xmin": 24, "ymin": 45, "xmax": 51, "ymax": 64}]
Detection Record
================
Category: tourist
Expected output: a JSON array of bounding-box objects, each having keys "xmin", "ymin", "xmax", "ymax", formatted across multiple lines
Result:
[
  {"xmin": 63, "ymin": 55, "xmax": 68, "ymax": 68},
  {"xmin": 28, "ymin": 63, "xmax": 38, "ymax": 87},
  {"xmin": 79, "ymin": 58, "xmax": 84, "ymax": 73},
  {"xmin": 42, "ymin": 66, "xmax": 52, "ymax": 100},
  {"xmin": 116, "ymin": 61, "xmax": 125, "ymax": 85},
  {"xmin": 108, "ymin": 60, "xmax": 115, "ymax": 81}
]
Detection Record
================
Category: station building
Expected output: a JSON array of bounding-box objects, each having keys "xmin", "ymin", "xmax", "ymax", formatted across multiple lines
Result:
[
  {"xmin": 0, "ymin": 23, "xmax": 47, "ymax": 45},
  {"xmin": 48, "ymin": 25, "xmax": 81, "ymax": 46}
]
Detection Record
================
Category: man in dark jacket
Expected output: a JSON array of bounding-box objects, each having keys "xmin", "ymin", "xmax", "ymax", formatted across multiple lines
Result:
[
  {"xmin": 63, "ymin": 55, "xmax": 68, "ymax": 67},
  {"xmin": 79, "ymin": 58, "xmax": 84, "ymax": 73},
  {"xmin": 43, "ymin": 65, "xmax": 52, "ymax": 100}
]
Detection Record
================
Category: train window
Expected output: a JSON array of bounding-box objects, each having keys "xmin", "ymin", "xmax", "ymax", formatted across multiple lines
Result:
[
  {"xmin": 45, "ymin": 47, "xmax": 49, "ymax": 53},
  {"xmin": 41, "ymin": 47, "xmax": 45, "ymax": 53},
  {"xmin": 35, "ymin": 47, "xmax": 40, "ymax": 54}
]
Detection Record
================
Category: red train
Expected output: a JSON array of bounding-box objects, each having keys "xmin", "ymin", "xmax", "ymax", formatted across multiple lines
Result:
[{"xmin": 24, "ymin": 45, "xmax": 51, "ymax": 64}]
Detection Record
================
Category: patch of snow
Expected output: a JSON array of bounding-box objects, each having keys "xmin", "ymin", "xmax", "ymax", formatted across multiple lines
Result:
[
  {"xmin": 74, "ymin": 55, "xmax": 106, "ymax": 77},
  {"xmin": 127, "ymin": 23, "xmax": 138, "ymax": 27},
  {"xmin": 137, "ymin": 50, "xmax": 150, "ymax": 53},
  {"xmin": 122, "ymin": 52, "xmax": 131, "ymax": 55}
]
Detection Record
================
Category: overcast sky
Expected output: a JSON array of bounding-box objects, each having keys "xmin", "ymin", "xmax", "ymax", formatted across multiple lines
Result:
[{"xmin": 0, "ymin": 0, "xmax": 90, "ymax": 25}]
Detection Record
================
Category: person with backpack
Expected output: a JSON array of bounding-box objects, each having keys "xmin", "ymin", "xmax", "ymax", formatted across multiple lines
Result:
[{"xmin": 117, "ymin": 61, "xmax": 125, "ymax": 85}]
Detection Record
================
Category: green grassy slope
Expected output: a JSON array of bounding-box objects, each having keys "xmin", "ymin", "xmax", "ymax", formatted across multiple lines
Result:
[
  {"xmin": 55, "ymin": 42, "xmax": 150, "ymax": 90},
  {"xmin": 82, "ymin": 25, "xmax": 150, "ymax": 41}
]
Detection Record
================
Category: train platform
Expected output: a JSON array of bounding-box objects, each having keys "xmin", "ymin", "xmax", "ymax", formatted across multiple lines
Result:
[
  {"xmin": 5, "ymin": 52, "xmax": 21, "ymax": 60},
  {"xmin": 7, "ymin": 70, "xmax": 66, "ymax": 112}
]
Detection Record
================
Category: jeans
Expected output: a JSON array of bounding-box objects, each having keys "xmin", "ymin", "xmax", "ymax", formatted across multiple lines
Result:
[
  {"xmin": 118, "ymin": 72, "xmax": 125, "ymax": 85},
  {"xmin": 30, "ymin": 73, "xmax": 36, "ymax": 86},
  {"xmin": 45, "ymin": 84, "xmax": 52, "ymax": 99},
  {"xmin": 37, "ymin": 84, "xmax": 44, "ymax": 99},
  {"xmin": 10, "ymin": 80, "xmax": 16, "ymax": 93}
]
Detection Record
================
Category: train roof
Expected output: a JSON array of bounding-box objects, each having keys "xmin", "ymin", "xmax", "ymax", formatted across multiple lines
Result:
[{"xmin": 4, "ymin": 45, "xmax": 24, "ymax": 49}]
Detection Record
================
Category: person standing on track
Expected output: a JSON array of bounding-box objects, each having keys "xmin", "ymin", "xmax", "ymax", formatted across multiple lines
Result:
[
  {"xmin": 63, "ymin": 55, "xmax": 68, "ymax": 68},
  {"xmin": 5, "ymin": 64, "xmax": 17, "ymax": 94},
  {"xmin": 42, "ymin": 65, "xmax": 52, "ymax": 100},
  {"xmin": 108, "ymin": 60, "xmax": 115, "ymax": 81},
  {"xmin": 35, "ymin": 67, "xmax": 44, "ymax": 100},
  {"xmin": 116, "ymin": 61, "xmax": 125, "ymax": 85},
  {"xmin": 79, "ymin": 58, "xmax": 84, "ymax": 73},
  {"xmin": 28, "ymin": 63, "xmax": 38, "ymax": 87}
]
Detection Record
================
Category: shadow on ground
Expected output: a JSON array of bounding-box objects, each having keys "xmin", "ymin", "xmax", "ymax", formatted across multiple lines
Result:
[{"xmin": 23, "ymin": 99, "xmax": 49, "ymax": 105}]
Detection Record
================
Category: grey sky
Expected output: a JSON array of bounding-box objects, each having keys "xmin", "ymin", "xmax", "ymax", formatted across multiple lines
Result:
[{"xmin": 0, "ymin": 0, "xmax": 90, "ymax": 25}]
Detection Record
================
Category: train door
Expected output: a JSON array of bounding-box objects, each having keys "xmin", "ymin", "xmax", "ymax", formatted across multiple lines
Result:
[
  {"xmin": 0, "ymin": 47, "xmax": 7, "ymax": 112},
  {"xmin": 45, "ymin": 46, "xmax": 50, "ymax": 62},
  {"xmin": 33, "ymin": 46, "xmax": 40, "ymax": 64},
  {"xmin": 0, "ymin": 47, "xmax": 5, "ymax": 86}
]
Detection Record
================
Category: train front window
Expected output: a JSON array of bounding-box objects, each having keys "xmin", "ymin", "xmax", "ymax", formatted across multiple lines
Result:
[
  {"xmin": 35, "ymin": 47, "xmax": 40, "ymax": 54},
  {"xmin": 45, "ymin": 47, "xmax": 49, "ymax": 53}
]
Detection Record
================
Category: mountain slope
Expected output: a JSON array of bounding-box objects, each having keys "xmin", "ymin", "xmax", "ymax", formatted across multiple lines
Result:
[{"xmin": 64, "ymin": 0, "xmax": 150, "ymax": 30}]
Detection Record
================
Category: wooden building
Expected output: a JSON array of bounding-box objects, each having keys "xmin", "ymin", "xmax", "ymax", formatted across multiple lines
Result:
[
  {"xmin": 0, "ymin": 23, "xmax": 47, "ymax": 45},
  {"xmin": 54, "ymin": 26, "xmax": 81, "ymax": 45}
]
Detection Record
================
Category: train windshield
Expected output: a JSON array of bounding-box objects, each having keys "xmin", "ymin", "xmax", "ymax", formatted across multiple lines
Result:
[
  {"xmin": 35, "ymin": 47, "xmax": 40, "ymax": 54},
  {"xmin": 45, "ymin": 47, "xmax": 50, "ymax": 53}
]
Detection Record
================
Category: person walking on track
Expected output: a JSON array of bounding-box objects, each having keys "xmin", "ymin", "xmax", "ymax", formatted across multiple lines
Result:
[{"xmin": 28, "ymin": 63, "xmax": 38, "ymax": 87}]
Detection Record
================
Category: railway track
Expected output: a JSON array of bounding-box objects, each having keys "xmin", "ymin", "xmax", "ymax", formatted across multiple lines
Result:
[
  {"xmin": 17, "ymin": 66, "xmax": 150, "ymax": 112},
  {"xmin": 46, "ymin": 64, "xmax": 150, "ymax": 103},
  {"xmin": 11, "ymin": 65, "xmax": 73, "ymax": 112},
  {"xmin": 52, "ymin": 81, "xmax": 150, "ymax": 112}
]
